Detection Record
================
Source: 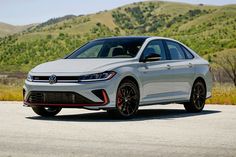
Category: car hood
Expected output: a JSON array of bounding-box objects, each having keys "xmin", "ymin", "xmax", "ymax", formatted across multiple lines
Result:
[{"xmin": 30, "ymin": 59, "xmax": 133, "ymax": 75}]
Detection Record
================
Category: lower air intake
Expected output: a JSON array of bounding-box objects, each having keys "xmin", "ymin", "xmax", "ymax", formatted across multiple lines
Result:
[{"xmin": 27, "ymin": 91, "xmax": 95, "ymax": 104}]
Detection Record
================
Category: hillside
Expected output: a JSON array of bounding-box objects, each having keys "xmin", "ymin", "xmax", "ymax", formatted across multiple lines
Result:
[
  {"xmin": 0, "ymin": 1, "xmax": 236, "ymax": 72},
  {"xmin": 0, "ymin": 22, "xmax": 36, "ymax": 37}
]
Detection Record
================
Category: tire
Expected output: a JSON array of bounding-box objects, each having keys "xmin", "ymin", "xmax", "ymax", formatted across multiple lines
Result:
[
  {"xmin": 32, "ymin": 106, "xmax": 62, "ymax": 117},
  {"xmin": 107, "ymin": 79, "xmax": 140, "ymax": 119},
  {"xmin": 184, "ymin": 80, "xmax": 206, "ymax": 113}
]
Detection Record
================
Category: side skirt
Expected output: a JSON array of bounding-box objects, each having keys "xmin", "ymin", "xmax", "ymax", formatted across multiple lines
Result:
[{"xmin": 139, "ymin": 100, "xmax": 190, "ymax": 106}]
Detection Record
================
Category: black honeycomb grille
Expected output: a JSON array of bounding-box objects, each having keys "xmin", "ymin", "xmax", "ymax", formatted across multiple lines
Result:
[{"xmin": 27, "ymin": 91, "xmax": 95, "ymax": 104}]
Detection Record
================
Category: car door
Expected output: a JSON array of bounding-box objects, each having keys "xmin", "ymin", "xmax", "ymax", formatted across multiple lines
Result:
[
  {"xmin": 138, "ymin": 40, "xmax": 175, "ymax": 104},
  {"xmin": 163, "ymin": 40, "xmax": 195, "ymax": 100}
]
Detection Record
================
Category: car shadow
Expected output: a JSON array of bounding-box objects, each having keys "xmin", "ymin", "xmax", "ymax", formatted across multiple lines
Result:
[{"xmin": 26, "ymin": 108, "xmax": 221, "ymax": 122}]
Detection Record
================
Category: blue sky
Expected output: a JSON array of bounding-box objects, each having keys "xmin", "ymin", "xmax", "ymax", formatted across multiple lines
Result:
[{"xmin": 1, "ymin": 0, "xmax": 236, "ymax": 25}]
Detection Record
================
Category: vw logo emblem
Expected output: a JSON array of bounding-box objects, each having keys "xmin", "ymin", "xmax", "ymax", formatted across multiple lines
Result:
[{"xmin": 49, "ymin": 75, "xmax": 57, "ymax": 84}]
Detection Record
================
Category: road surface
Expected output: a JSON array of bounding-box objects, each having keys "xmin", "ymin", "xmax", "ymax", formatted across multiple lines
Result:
[{"xmin": 0, "ymin": 102, "xmax": 236, "ymax": 157}]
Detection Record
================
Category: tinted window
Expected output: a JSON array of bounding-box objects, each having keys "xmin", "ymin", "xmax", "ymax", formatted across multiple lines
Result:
[
  {"xmin": 78, "ymin": 44, "xmax": 103, "ymax": 58},
  {"xmin": 181, "ymin": 46, "xmax": 194, "ymax": 59},
  {"xmin": 142, "ymin": 40, "xmax": 166, "ymax": 60},
  {"xmin": 67, "ymin": 38, "xmax": 145, "ymax": 59},
  {"xmin": 166, "ymin": 41, "xmax": 185, "ymax": 60}
]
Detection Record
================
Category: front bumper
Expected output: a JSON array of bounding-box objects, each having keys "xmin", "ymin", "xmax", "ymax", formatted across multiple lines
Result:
[{"xmin": 23, "ymin": 78, "xmax": 119, "ymax": 109}]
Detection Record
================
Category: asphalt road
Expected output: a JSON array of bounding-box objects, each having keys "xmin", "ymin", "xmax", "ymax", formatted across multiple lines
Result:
[{"xmin": 0, "ymin": 102, "xmax": 236, "ymax": 157}]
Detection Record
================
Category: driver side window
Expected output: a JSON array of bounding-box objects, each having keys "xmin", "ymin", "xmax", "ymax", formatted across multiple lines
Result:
[{"xmin": 142, "ymin": 40, "xmax": 166, "ymax": 60}]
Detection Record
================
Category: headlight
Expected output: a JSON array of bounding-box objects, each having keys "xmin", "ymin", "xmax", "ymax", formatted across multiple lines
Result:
[
  {"xmin": 27, "ymin": 74, "xmax": 33, "ymax": 82},
  {"xmin": 78, "ymin": 71, "xmax": 116, "ymax": 82}
]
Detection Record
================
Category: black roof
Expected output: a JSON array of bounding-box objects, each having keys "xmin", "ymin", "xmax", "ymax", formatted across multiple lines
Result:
[{"xmin": 93, "ymin": 36, "xmax": 150, "ymax": 41}]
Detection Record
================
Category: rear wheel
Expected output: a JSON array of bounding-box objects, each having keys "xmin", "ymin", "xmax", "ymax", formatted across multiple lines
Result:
[
  {"xmin": 184, "ymin": 80, "xmax": 206, "ymax": 112},
  {"xmin": 32, "ymin": 106, "xmax": 62, "ymax": 117},
  {"xmin": 107, "ymin": 79, "xmax": 139, "ymax": 118}
]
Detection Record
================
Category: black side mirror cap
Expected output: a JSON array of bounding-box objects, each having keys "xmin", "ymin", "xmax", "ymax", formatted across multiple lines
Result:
[{"xmin": 142, "ymin": 53, "xmax": 161, "ymax": 62}]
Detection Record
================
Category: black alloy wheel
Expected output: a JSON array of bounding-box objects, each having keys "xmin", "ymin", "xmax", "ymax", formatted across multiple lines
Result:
[
  {"xmin": 184, "ymin": 80, "xmax": 206, "ymax": 112},
  {"xmin": 107, "ymin": 79, "xmax": 139, "ymax": 118}
]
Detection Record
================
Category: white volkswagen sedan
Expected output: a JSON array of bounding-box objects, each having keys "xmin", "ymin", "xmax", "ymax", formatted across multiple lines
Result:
[{"xmin": 23, "ymin": 36, "xmax": 212, "ymax": 118}]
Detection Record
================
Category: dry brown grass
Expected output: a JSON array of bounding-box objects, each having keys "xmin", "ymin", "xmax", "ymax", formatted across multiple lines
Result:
[
  {"xmin": 0, "ymin": 85, "xmax": 22, "ymax": 101},
  {"xmin": 206, "ymin": 83, "xmax": 236, "ymax": 105},
  {"xmin": 0, "ymin": 78, "xmax": 23, "ymax": 101}
]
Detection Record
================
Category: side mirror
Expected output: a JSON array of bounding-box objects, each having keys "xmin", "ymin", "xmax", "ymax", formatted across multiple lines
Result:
[{"xmin": 143, "ymin": 53, "xmax": 161, "ymax": 62}]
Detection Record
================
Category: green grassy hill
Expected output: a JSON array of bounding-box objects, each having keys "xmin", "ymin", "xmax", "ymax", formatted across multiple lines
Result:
[
  {"xmin": 0, "ymin": 1, "xmax": 236, "ymax": 72},
  {"xmin": 0, "ymin": 22, "xmax": 36, "ymax": 37}
]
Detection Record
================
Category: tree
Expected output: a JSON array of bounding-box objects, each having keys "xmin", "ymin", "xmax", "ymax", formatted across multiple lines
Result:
[{"xmin": 213, "ymin": 49, "xmax": 236, "ymax": 86}]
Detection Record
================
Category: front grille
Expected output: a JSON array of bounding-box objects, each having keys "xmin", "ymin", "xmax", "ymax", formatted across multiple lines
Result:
[
  {"xmin": 32, "ymin": 76, "xmax": 79, "ymax": 83},
  {"xmin": 27, "ymin": 91, "xmax": 95, "ymax": 104}
]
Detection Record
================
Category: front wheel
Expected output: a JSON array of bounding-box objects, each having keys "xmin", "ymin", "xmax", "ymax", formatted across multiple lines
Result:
[
  {"xmin": 184, "ymin": 80, "xmax": 206, "ymax": 112},
  {"xmin": 107, "ymin": 79, "xmax": 140, "ymax": 118},
  {"xmin": 32, "ymin": 106, "xmax": 62, "ymax": 117}
]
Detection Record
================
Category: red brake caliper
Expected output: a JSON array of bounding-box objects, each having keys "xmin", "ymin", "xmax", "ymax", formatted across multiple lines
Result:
[{"xmin": 117, "ymin": 91, "xmax": 123, "ymax": 110}]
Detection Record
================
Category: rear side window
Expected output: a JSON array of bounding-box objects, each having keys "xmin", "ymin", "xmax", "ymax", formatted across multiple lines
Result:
[
  {"xmin": 166, "ymin": 41, "xmax": 185, "ymax": 60},
  {"xmin": 181, "ymin": 46, "xmax": 194, "ymax": 59}
]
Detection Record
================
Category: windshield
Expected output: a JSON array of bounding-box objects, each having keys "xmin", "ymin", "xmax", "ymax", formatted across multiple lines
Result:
[{"xmin": 67, "ymin": 38, "xmax": 146, "ymax": 59}]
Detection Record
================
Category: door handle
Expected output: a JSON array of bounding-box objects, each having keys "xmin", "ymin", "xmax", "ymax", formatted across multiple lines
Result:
[
  {"xmin": 188, "ymin": 63, "xmax": 193, "ymax": 68},
  {"xmin": 167, "ymin": 65, "xmax": 171, "ymax": 70}
]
